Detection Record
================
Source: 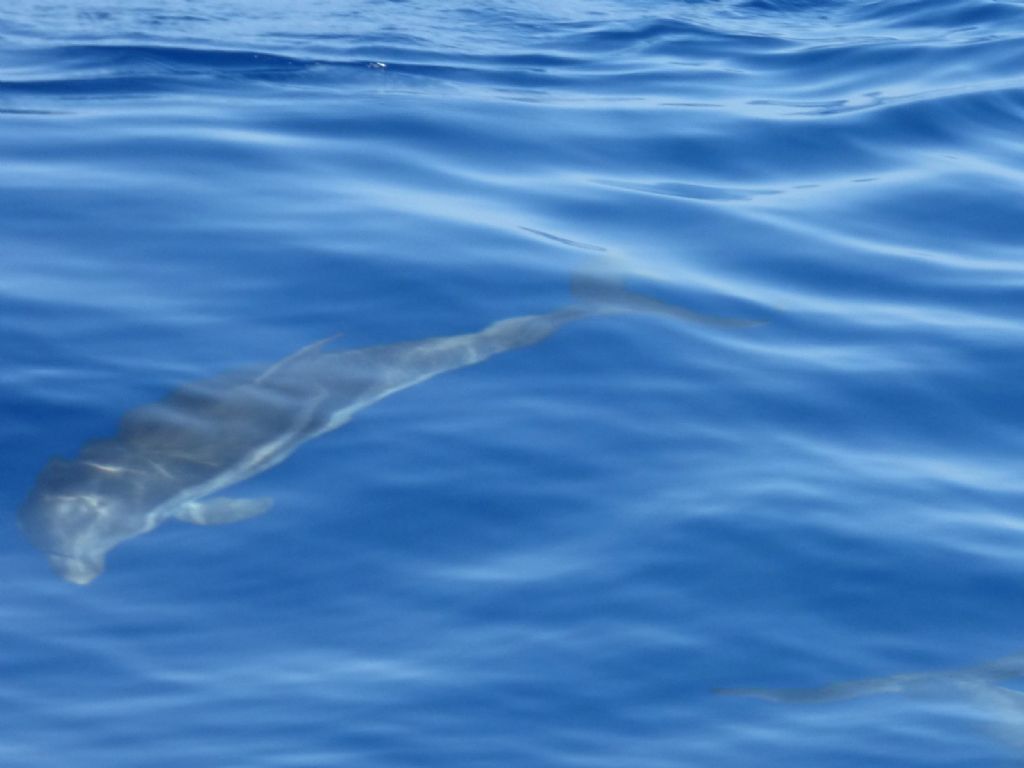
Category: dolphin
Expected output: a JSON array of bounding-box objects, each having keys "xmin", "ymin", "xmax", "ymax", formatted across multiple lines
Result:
[
  {"xmin": 718, "ymin": 649, "xmax": 1024, "ymax": 758},
  {"xmin": 18, "ymin": 277, "xmax": 753, "ymax": 584}
]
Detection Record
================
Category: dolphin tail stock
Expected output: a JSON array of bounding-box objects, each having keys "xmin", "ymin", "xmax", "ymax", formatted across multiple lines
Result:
[
  {"xmin": 570, "ymin": 272, "xmax": 762, "ymax": 328},
  {"xmin": 387, "ymin": 274, "xmax": 765, "ymax": 387}
]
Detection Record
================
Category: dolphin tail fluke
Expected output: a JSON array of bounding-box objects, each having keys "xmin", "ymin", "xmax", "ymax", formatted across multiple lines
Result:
[{"xmin": 570, "ymin": 273, "xmax": 761, "ymax": 328}]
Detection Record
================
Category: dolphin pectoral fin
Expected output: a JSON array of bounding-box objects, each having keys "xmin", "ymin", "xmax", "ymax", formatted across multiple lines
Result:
[{"xmin": 174, "ymin": 497, "xmax": 273, "ymax": 526}]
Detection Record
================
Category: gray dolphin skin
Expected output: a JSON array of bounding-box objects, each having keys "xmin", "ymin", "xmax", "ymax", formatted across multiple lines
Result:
[
  {"xmin": 18, "ymin": 278, "xmax": 751, "ymax": 585},
  {"xmin": 719, "ymin": 650, "xmax": 1024, "ymax": 757}
]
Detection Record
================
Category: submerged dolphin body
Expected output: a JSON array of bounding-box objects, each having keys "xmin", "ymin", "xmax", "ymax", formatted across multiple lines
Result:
[
  {"xmin": 19, "ymin": 279, "xmax": 750, "ymax": 584},
  {"xmin": 719, "ymin": 650, "xmax": 1024, "ymax": 757}
]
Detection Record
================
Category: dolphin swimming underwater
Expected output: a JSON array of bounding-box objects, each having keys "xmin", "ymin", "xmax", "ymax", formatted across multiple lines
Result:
[
  {"xmin": 718, "ymin": 649, "xmax": 1024, "ymax": 758},
  {"xmin": 18, "ymin": 277, "xmax": 753, "ymax": 584}
]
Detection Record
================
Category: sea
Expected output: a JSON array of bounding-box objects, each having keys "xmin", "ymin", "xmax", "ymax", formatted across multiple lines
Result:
[{"xmin": 3, "ymin": 0, "xmax": 1024, "ymax": 765}]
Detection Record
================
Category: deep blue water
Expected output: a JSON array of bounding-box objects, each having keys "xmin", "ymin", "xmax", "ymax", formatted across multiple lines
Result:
[{"xmin": 4, "ymin": 0, "xmax": 1024, "ymax": 764}]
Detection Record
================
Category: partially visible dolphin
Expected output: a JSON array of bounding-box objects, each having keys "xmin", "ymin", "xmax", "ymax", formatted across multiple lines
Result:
[
  {"xmin": 718, "ymin": 649, "xmax": 1024, "ymax": 757},
  {"xmin": 18, "ymin": 277, "xmax": 753, "ymax": 584}
]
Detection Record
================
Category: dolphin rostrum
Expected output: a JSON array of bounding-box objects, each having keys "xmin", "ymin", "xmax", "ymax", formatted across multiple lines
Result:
[{"xmin": 18, "ymin": 277, "xmax": 753, "ymax": 584}]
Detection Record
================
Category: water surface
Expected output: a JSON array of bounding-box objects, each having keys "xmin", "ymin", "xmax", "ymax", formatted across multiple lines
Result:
[{"xmin": 3, "ymin": 0, "xmax": 1024, "ymax": 765}]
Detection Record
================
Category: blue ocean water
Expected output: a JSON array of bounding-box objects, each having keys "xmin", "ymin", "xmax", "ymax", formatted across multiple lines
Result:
[{"xmin": 3, "ymin": 0, "xmax": 1024, "ymax": 764}]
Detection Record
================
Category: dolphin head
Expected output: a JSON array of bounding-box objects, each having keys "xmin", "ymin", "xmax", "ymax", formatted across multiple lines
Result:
[
  {"xmin": 47, "ymin": 550, "xmax": 107, "ymax": 585},
  {"xmin": 18, "ymin": 491, "xmax": 116, "ymax": 584},
  {"xmin": 18, "ymin": 458, "xmax": 140, "ymax": 585}
]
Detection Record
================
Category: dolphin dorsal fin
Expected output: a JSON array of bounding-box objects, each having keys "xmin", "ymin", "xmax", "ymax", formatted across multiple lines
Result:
[{"xmin": 255, "ymin": 332, "xmax": 344, "ymax": 384}]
